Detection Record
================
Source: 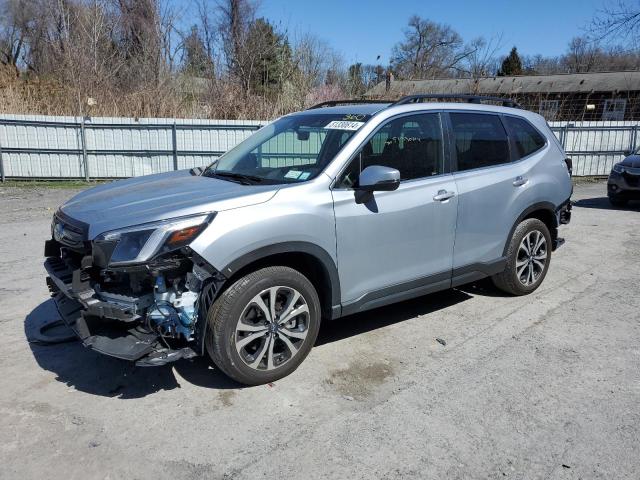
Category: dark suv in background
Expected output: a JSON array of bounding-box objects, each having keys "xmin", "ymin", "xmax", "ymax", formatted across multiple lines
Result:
[{"xmin": 608, "ymin": 150, "xmax": 640, "ymax": 206}]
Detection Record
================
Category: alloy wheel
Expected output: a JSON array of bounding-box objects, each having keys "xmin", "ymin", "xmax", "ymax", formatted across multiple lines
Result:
[
  {"xmin": 234, "ymin": 286, "xmax": 310, "ymax": 371},
  {"xmin": 516, "ymin": 230, "xmax": 548, "ymax": 287}
]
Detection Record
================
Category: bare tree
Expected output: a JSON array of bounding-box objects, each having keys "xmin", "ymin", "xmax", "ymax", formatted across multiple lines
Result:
[
  {"xmin": 217, "ymin": 0, "xmax": 256, "ymax": 81},
  {"xmin": 463, "ymin": 34, "xmax": 503, "ymax": 78},
  {"xmin": 195, "ymin": 0, "xmax": 218, "ymax": 67},
  {"xmin": 590, "ymin": 0, "xmax": 640, "ymax": 46},
  {"xmin": 286, "ymin": 33, "xmax": 345, "ymax": 107},
  {"xmin": 566, "ymin": 36, "xmax": 600, "ymax": 72},
  {"xmin": 521, "ymin": 54, "xmax": 565, "ymax": 74},
  {"xmin": 390, "ymin": 15, "xmax": 475, "ymax": 79},
  {"xmin": 521, "ymin": 36, "xmax": 640, "ymax": 75},
  {"xmin": 0, "ymin": 0, "xmax": 36, "ymax": 74},
  {"xmin": 115, "ymin": 0, "xmax": 163, "ymax": 86}
]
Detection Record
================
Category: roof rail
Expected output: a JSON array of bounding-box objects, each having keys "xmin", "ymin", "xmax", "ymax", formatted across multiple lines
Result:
[
  {"xmin": 393, "ymin": 94, "xmax": 521, "ymax": 108},
  {"xmin": 307, "ymin": 99, "xmax": 392, "ymax": 110}
]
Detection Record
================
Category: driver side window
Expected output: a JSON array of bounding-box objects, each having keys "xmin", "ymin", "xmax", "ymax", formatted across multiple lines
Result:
[{"xmin": 338, "ymin": 112, "xmax": 444, "ymax": 188}]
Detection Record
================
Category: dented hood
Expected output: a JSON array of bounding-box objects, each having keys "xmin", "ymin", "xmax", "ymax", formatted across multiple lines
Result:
[{"xmin": 60, "ymin": 169, "xmax": 279, "ymax": 238}]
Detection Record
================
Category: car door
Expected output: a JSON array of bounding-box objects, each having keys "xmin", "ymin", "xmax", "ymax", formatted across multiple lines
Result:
[
  {"xmin": 331, "ymin": 112, "xmax": 458, "ymax": 312},
  {"xmin": 448, "ymin": 111, "xmax": 533, "ymax": 279}
]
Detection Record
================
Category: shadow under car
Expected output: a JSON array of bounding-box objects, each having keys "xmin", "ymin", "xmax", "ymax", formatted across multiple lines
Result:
[{"xmin": 26, "ymin": 285, "xmax": 483, "ymax": 397}]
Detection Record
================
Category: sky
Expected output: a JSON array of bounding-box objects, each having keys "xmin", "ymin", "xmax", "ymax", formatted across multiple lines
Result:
[{"xmin": 253, "ymin": 0, "xmax": 604, "ymax": 65}]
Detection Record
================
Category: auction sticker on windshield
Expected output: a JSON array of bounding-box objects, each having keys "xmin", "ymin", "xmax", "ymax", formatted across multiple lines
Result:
[
  {"xmin": 284, "ymin": 170, "xmax": 302, "ymax": 179},
  {"xmin": 324, "ymin": 120, "xmax": 365, "ymax": 131}
]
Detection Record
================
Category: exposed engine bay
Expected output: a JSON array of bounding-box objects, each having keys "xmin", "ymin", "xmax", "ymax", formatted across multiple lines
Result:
[
  {"xmin": 93, "ymin": 255, "xmax": 207, "ymax": 341},
  {"xmin": 44, "ymin": 211, "xmax": 223, "ymax": 366}
]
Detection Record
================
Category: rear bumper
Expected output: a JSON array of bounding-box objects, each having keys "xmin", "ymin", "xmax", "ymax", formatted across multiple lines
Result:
[
  {"xmin": 550, "ymin": 198, "xmax": 571, "ymax": 251},
  {"xmin": 557, "ymin": 199, "xmax": 572, "ymax": 225},
  {"xmin": 45, "ymin": 247, "xmax": 197, "ymax": 366}
]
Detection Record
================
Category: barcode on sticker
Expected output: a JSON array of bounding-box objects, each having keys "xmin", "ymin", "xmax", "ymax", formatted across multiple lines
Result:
[{"xmin": 324, "ymin": 120, "xmax": 365, "ymax": 131}]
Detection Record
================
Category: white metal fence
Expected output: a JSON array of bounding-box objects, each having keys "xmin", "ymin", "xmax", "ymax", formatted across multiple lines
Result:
[
  {"xmin": 549, "ymin": 121, "xmax": 639, "ymax": 176},
  {"xmin": 0, "ymin": 114, "xmax": 266, "ymax": 180},
  {"xmin": 0, "ymin": 114, "xmax": 637, "ymax": 179}
]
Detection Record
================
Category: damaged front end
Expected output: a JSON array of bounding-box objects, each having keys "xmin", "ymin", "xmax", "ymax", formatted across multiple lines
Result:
[{"xmin": 44, "ymin": 210, "xmax": 223, "ymax": 366}]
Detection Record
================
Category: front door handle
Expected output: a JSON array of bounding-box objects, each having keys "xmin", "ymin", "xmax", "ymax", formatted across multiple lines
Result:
[
  {"xmin": 513, "ymin": 176, "xmax": 528, "ymax": 187},
  {"xmin": 433, "ymin": 190, "xmax": 456, "ymax": 202}
]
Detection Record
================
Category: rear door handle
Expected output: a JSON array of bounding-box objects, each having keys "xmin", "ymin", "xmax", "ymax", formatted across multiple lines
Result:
[
  {"xmin": 513, "ymin": 176, "xmax": 528, "ymax": 187},
  {"xmin": 433, "ymin": 190, "xmax": 456, "ymax": 202}
]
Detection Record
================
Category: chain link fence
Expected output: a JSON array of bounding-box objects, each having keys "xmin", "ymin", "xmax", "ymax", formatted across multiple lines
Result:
[{"xmin": 536, "ymin": 95, "xmax": 640, "ymax": 176}]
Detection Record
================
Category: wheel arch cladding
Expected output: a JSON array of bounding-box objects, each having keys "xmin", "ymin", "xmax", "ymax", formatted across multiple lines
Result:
[
  {"xmin": 503, "ymin": 202, "xmax": 558, "ymax": 256},
  {"xmin": 221, "ymin": 242, "xmax": 341, "ymax": 321}
]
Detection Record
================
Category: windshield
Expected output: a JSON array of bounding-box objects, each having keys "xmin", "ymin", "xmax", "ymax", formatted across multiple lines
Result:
[{"xmin": 203, "ymin": 113, "xmax": 371, "ymax": 184}]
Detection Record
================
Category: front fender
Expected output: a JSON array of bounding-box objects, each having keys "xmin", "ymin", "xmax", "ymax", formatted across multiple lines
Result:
[{"xmin": 220, "ymin": 241, "xmax": 341, "ymax": 307}]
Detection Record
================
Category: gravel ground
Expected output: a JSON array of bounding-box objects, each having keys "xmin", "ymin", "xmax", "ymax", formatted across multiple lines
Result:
[{"xmin": 0, "ymin": 181, "xmax": 638, "ymax": 480}]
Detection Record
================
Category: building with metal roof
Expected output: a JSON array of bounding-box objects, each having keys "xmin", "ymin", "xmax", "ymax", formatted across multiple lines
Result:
[{"xmin": 366, "ymin": 71, "xmax": 640, "ymax": 121}]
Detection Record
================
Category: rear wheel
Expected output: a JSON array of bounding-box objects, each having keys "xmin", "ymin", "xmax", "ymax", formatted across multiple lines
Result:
[
  {"xmin": 205, "ymin": 266, "xmax": 321, "ymax": 385},
  {"xmin": 492, "ymin": 218, "xmax": 551, "ymax": 296}
]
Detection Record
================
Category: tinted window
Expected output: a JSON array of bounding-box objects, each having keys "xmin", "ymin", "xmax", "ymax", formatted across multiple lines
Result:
[
  {"xmin": 504, "ymin": 116, "xmax": 546, "ymax": 159},
  {"xmin": 339, "ymin": 113, "xmax": 444, "ymax": 187},
  {"xmin": 450, "ymin": 113, "xmax": 510, "ymax": 171}
]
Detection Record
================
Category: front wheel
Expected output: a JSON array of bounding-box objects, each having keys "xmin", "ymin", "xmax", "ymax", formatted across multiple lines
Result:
[
  {"xmin": 492, "ymin": 218, "xmax": 552, "ymax": 296},
  {"xmin": 205, "ymin": 266, "xmax": 321, "ymax": 385}
]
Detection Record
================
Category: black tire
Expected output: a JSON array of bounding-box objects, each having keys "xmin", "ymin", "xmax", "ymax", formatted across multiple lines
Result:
[
  {"xmin": 608, "ymin": 195, "xmax": 628, "ymax": 207},
  {"xmin": 205, "ymin": 266, "xmax": 321, "ymax": 386},
  {"xmin": 492, "ymin": 218, "xmax": 552, "ymax": 296}
]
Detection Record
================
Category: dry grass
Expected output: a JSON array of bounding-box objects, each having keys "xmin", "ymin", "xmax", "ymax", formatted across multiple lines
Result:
[{"xmin": 0, "ymin": 70, "xmax": 332, "ymax": 120}]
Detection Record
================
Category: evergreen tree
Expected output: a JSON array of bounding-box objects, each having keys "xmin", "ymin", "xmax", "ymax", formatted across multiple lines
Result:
[
  {"xmin": 347, "ymin": 63, "xmax": 365, "ymax": 96},
  {"xmin": 498, "ymin": 47, "xmax": 523, "ymax": 76},
  {"xmin": 183, "ymin": 26, "xmax": 214, "ymax": 77},
  {"xmin": 243, "ymin": 18, "xmax": 291, "ymax": 96}
]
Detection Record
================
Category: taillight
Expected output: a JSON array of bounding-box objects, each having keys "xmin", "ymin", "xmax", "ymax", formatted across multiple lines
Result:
[{"xmin": 564, "ymin": 157, "xmax": 573, "ymax": 176}]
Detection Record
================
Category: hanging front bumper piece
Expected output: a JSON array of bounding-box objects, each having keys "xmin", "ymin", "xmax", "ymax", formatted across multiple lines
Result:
[{"xmin": 44, "ymin": 238, "xmax": 215, "ymax": 366}]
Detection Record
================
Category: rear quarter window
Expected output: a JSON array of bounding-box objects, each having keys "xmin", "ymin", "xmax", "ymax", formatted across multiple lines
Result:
[{"xmin": 503, "ymin": 116, "xmax": 546, "ymax": 160}]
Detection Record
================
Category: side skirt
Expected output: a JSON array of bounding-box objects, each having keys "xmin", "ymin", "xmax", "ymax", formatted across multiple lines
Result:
[
  {"xmin": 340, "ymin": 271, "xmax": 451, "ymax": 317},
  {"xmin": 451, "ymin": 257, "xmax": 506, "ymax": 288},
  {"xmin": 336, "ymin": 257, "xmax": 507, "ymax": 319}
]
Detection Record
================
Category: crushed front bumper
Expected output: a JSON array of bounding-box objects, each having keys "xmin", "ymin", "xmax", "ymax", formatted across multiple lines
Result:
[{"xmin": 45, "ymin": 242, "xmax": 198, "ymax": 366}]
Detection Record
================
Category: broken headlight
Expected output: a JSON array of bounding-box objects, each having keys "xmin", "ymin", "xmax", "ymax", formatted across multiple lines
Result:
[{"xmin": 94, "ymin": 213, "xmax": 214, "ymax": 266}]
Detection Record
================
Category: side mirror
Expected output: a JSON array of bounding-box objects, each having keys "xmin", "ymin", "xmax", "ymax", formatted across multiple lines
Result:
[
  {"xmin": 356, "ymin": 165, "xmax": 401, "ymax": 192},
  {"xmin": 623, "ymin": 149, "xmax": 633, "ymax": 157}
]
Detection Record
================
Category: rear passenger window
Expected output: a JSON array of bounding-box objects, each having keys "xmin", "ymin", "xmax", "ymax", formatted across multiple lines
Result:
[
  {"xmin": 450, "ymin": 113, "xmax": 510, "ymax": 171},
  {"xmin": 503, "ymin": 116, "xmax": 546, "ymax": 159}
]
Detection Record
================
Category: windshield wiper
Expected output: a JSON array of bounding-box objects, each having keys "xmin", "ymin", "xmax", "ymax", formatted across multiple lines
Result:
[{"xmin": 205, "ymin": 170, "xmax": 266, "ymax": 185}]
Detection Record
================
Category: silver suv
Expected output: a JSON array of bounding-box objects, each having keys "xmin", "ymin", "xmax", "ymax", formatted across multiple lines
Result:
[{"xmin": 45, "ymin": 95, "xmax": 573, "ymax": 385}]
